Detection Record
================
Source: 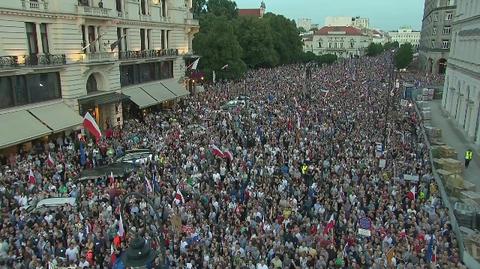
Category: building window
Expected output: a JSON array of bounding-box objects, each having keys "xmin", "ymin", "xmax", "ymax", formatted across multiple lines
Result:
[
  {"xmin": 141, "ymin": 0, "xmax": 147, "ymax": 15},
  {"xmin": 116, "ymin": 27, "xmax": 123, "ymax": 51},
  {"xmin": 161, "ymin": 30, "xmax": 165, "ymax": 49},
  {"xmin": 442, "ymin": 40, "xmax": 450, "ymax": 49},
  {"xmin": 123, "ymin": 28, "xmax": 128, "ymax": 51},
  {"xmin": 86, "ymin": 74, "xmax": 98, "ymax": 94},
  {"xmin": 434, "ymin": 13, "xmax": 438, "ymax": 22},
  {"xmin": 116, "ymin": 0, "xmax": 122, "ymax": 12},
  {"xmin": 25, "ymin": 22, "xmax": 38, "ymax": 55},
  {"xmin": 318, "ymin": 42, "xmax": 322, "ymax": 48},
  {"xmin": 433, "ymin": 27, "xmax": 437, "ymax": 34},
  {"xmin": 448, "ymin": 0, "xmax": 455, "ymax": 6},
  {"xmin": 431, "ymin": 39, "xmax": 436, "ymax": 48},
  {"xmin": 88, "ymin": 26, "xmax": 96, "ymax": 53},
  {"xmin": 443, "ymin": 26, "xmax": 451, "ymax": 35},
  {"xmin": 0, "ymin": 72, "xmax": 61, "ymax": 109},
  {"xmin": 120, "ymin": 61, "xmax": 174, "ymax": 87},
  {"xmin": 147, "ymin": 29, "xmax": 151, "ymax": 50},
  {"xmin": 446, "ymin": 12, "xmax": 453, "ymax": 20},
  {"xmin": 140, "ymin": 29, "xmax": 146, "ymax": 50},
  {"xmin": 40, "ymin": 23, "xmax": 49, "ymax": 54},
  {"xmin": 161, "ymin": 0, "xmax": 167, "ymax": 17}
]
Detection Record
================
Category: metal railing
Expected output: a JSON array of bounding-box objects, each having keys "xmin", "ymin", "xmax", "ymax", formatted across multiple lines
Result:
[
  {"xmin": 24, "ymin": 54, "xmax": 66, "ymax": 66},
  {"xmin": 76, "ymin": 5, "xmax": 110, "ymax": 17},
  {"xmin": 0, "ymin": 56, "xmax": 19, "ymax": 68},
  {"xmin": 118, "ymin": 49, "xmax": 178, "ymax": 60},
  {"xmin": 21, "ymin": 0, "xmax": 49, "ymax": 10},
  {"xmin": 83, "ymin": 52, "xmax": 116, "ymax": 62}
]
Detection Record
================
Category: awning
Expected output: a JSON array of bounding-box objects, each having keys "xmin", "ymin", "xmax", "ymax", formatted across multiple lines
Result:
[
  {"xmin": 122, "ymin": 87, "xmax": 158, "ymax": 109},
  {"xmin": 160, "ymin": 78, "xmax": 190, "ymax": 97},
  {"xmin": 141, "ymin": 82, "xmax": 177, "ymax": 103},
  {"xmin": 78, "ymin": 92, "xmax": 129, "ymax": 106},
  {"xmin": 29, "ymin": 103, "xmax": 83, "ymax": 132},
  {"xmin": 0, "ymin": 110, "xmax": 51, "ymax": 149}
]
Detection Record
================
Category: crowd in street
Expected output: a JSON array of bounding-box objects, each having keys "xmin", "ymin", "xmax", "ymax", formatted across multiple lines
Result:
[{"xmin": 0, "ymin": 53, "xmax": 466, "ymax": 269}]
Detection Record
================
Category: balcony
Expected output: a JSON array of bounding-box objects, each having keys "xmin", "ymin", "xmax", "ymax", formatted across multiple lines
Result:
[
  {"xmin": 0, "ymin": 54, "xmax": 66, "ymax": 70},
  {"xmin": 139, "ymin": 14, "xmax": 151, "ymax": 21},
  {"xmin": 80, "ymin": 52, "xmax": 116, "ymax": 63},
  {"xmin": 76, "ymin": 5, "xmax": 111, "ymax": 18},
  {"xmin": 118, "ymin": 49, "xmax": 179, "ymax": 60},
  {"xmin": 21, "ymin": 0, "xmax": 49, "ymax": 11}
]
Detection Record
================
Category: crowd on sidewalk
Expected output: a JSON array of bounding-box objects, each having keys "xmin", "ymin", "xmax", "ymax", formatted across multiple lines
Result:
[{"xmin": 0, "ymin": 54, "xmax": 463, "ymax": 269}]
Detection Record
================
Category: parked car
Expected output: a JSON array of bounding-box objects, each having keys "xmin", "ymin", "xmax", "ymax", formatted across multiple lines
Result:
[
  {"xmin": 115, "ymin": 149, "xmax": 152, "ymax": 165},
  {"xmin": 22, "ymin": 197, "xmax": 77, "ymax": 213},
  {"xmin": 78, "ymin": 162, "xmax": 136, "ymax": 181},
  {"xmin": 221, "ymin": 100, "xmax": 246, "ymax": 110}
]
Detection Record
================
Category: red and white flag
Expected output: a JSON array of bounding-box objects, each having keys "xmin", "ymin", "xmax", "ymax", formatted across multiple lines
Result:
[
  {"xmin": 210, "ymin": 145, "xmax": 225, "ymax": 158},
  {"xmin": 187, "ymin": 58, "xmax": 200, "ymax": 70},
  {"xmin": 28, "ymin": 169, "xmax": 36, "ymax": 184},
  {"xmin": 145, "ymin": 176, "xmax": 153, "ymax": 193},
  {"xmin": 108, "ymin": 172, "xmax": 115, "ymax": 187},
  {"xmin": 323, "ymin": 213, "xmax": 335, "ymax": 235},
  {"xmin": 83, "ymin": 112, "xmax": 102, "ymax": 141},
  {"xmin": 174, "ymin": 188, "xmax": 185, "ymax": 204},
  {"xmin": 117, "ymin": 214, "xmax": 125, "ymax": 237},
  {"xmin": 407, "ymin": 186, "xmax": 416, "ymax": 200},
  {"xmin": 223, "ymin": 150, "xmax": 233, "ymax": 161},
  {"xmin": 47, "ymin": 153, "xmax": 55, "ymax": 167}
]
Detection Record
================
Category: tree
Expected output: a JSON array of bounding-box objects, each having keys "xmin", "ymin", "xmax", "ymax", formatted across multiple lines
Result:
[
  {"xmin": 298, "ymin": 27, "xmax": 307, "ymax": 33},
  {"xmin": 318, "ymin": 54, "xmax": 337, "ymax": 65},
  {"xmin": 193, "ymin": 14, "xmax": 246, "ymax": 80},
  {"xmin": 366, "ymin": 43, "xmax": 384, "ymax": 56},
  {"xmin": 384, "ymin": 41, "xmax": 399, "ymax": 51},
  {"xmin": 192, "ymin": 0, "xmax": 207, "ymax": 18},
  {"xmin": 235, "ymin": 17, "xmax": 279, "ymax": 68},
  {"xmin": 394, "ymin": 43, "xmax": 414, "ymax": 69},
  {"xmin": 206, "ymin": 0, "xmax": 238, "ymax": 19},
  {"xmin": 264, "ymin": 13, "xmax": 304, "ymax": 64}
]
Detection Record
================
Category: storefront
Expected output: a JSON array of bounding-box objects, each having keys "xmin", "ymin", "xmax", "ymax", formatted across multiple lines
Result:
[{"xmin": 78, "ymin": 92, "xmax": 129, "ymax": 130}]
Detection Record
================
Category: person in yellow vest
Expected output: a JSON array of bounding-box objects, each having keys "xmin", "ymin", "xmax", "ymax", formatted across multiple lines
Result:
[
  {"xmin": 465, "ymin": 149, "xmax": 473, "ymax": 168},
  {"xmin": 301, "ymin": 163, "xmax": 308, "ymax": 175}
]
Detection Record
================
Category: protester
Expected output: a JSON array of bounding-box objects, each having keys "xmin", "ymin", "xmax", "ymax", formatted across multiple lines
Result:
[{"xmin": 0, "ymin": 54, "xmax": 464, "ymax": 269}]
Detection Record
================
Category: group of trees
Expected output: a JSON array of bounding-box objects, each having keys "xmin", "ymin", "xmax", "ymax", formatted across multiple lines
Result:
[
  {"xmin": 192, "ymin": 0, "xmax": 336, "ymax": 80},
  {"xmin": 365, "ymin": 41, "xmax": 414, "ymax": 69}
]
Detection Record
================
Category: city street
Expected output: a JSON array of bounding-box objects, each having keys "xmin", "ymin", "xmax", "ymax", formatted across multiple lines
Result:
[{"xmin": 428, "ymin": 100, "xmax": 480, "ymax": 187}]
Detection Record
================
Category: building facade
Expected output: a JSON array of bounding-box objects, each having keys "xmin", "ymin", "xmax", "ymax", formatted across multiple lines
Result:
[
  {"xmin": 0, "ymin": 0, "xmax": 199, "ymax": 151},
  {"xmin": 388, "ymin": 26, "xmax": 421, "ymax": 49},
  {"xmin": 238, "ymin": 1, "xmax": 266, "ymax": 18},
  {"xmin": 325, "ymin": 16, "xmax": 370, "ymax": 29},
  {"xmin": 310, "ymin": 26, "xmax": 372, "ymax": 58},
  {"xmin": 442, "ymin": 0, "xmax": 480, "ymax": 145},
  {"xmin": 297, "ymin": 18, "xmax": 312, "ymax": 31},
  {"xmin": 419, "ymin": 0, "xmax": 457, "ymax": 74}
]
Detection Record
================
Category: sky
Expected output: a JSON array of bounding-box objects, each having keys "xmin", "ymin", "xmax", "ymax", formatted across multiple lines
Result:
[{"xmin": 234, "ymin": 0, "xmax": 424, "ymax": 31}]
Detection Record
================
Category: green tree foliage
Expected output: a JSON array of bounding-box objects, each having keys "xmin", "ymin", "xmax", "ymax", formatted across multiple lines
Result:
[
  {"xmin": 318, "ymin": 54, "xmax": 338, "ymax": 65},
  {"xmin": 264, "ymin": 13, "xmax": 304, "ymax": 65},
  {"xmin": 300, "ymin": 52, "xmax": 337, "ymax": 65},
  {"xmin": 235, "ymin": 17, "xmax": 279, "ymax": 68},
  {"xmin": 394, "ymin": 43, "xmax": 414, "ymax": 69},
  {"xmin": 206, "ymin": 0, "xmax": 238, "ymax": 19},
  {"xmin": 383, "ymin": 41, "xmax": 400, "ymax": 51},
  {"xmin": 298, "ymin": 27, "xmax": 307, "ymax": 33},
  {"xmin": 366, "ymin": 43, "xmax": 384, "ymax": 56},
  {"xmin": 192, "ymin": 0, "xmax": 207, "ymax": 18},
  {"xmin": 193, "ymin": 14, "xmax": 246, "ymax": 79}
]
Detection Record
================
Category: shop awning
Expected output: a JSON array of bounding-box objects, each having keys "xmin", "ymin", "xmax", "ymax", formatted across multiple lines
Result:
[
  {"xmin": 141, "ymin": 82, "xmax": 177, "ymax": 103},
  {"xmin": 29, "ymin": 102, "xmax": 83, "ymax": 132},
  {"xmin": 0, "ymin": 110, "xmax": 52, "ymax": 149},
  {"xmin": 78, "ymin": 92, "xmax": 130, "ymax": 106},
  {"xmin": 122, "ymin": 87, "xmax": 158, "ymax": 109},
  {"xmin": 160, "ymin": 78, "xmax": 190, "ymax": 97}
]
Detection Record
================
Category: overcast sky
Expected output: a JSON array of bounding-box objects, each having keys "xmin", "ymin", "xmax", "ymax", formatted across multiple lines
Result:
[{"xmin": 235, "ymin": 0, "xmax": 424, "ymax": 31}]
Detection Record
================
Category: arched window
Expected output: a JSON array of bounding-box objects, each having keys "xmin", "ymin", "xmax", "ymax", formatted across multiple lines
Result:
[{"xmin": 86, "ymin": 74, "xmax": 98, "ymax": 94}]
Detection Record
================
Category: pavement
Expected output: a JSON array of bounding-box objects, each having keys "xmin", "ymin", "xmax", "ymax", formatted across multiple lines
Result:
[{"xmin": 428, "ymin": 100, "xmax": 480, "ymax": 188}]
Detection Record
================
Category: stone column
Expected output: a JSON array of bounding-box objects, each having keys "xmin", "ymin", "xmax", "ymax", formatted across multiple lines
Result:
[{"xmin": 36, "ymin": 23, "xmax": 43, "ymax": 54}]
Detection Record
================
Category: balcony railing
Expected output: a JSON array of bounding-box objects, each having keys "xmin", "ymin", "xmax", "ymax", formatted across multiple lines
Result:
[
  {"xmin": 82, "ymin": 52, "xmax": 116, "ymax": 62},
  {"xmin": 0, "ymin": 56, "xmax": 19, "ymax": 69},
  {"xmin": 118, "ymin": 49, "xmax": 179, "ymax": 60},
  {"xmin": 21, "ymin": 0, "xmax": 49, "ymax": 10},
  {"xmin": 139, "ymin": 14, "xmax": 151, "ymax": 21},
  {"xmin": 24, "ymin": 54, "xmax": 67, "ymax": 66},
  {"xmin": 76, "ymin": 5, "xmax": 111, "ymax": 17}
]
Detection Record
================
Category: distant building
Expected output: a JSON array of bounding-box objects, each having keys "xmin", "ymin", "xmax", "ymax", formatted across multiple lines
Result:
[
  {"xmin": 371, "ymin": 30, "xmax": 389, "ymax": 45},
  {"xmin": 297, "ymin": 18, "xmax": 313, "ymax": 31},
  {"xmin": 388, "ymin": 26, "xmax": 421, "ymax": 49},
  {"xmin": 238, "ymin": 1, "xmax": 266, "ymax": 18},
  {"xmin": 310, "ymin": 26, "xmax": 372, "ymax": 58},
  {"xmin": 325, "ymin": 16, "xmax": 370, "ymax": 29},
  {"xmin": 419, "ymin": 0, "xmax": 457, "ymax": 74},
  {"xmin": 442, "ymin": 0, "xmax": 480, "ymax": 144}
]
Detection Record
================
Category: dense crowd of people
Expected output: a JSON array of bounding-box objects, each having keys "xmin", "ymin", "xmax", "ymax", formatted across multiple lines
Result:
[{"xmin": 0, "ymin": 54, "xmax": 465, "ymax": 269}]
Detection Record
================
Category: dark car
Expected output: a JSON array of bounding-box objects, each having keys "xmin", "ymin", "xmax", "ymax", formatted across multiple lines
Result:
[{"xmin": 78, "ymin": 162, "xmax": 136, "ymax": 181}]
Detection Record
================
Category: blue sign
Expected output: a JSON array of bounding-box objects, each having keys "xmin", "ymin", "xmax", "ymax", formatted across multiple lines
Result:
[{"xmin": 359, "ymin": 217, "xmax": 371, "ymax": 230}]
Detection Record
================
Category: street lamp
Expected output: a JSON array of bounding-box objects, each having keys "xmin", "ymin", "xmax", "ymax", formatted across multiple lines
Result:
[{"xmin": 122, "ymin": 236, "xmax": 156, "ymax": 268}]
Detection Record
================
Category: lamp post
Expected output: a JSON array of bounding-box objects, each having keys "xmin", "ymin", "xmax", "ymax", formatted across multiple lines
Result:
[{"xmin": 120, "ymin": 192, "xmax": 166, "ymax": 268}]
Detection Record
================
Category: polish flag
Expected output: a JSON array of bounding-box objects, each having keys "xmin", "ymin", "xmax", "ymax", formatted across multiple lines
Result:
[
  {"xmin": 145, "ymin": 176, "xmax": 153, "ymax": 193},
  {"xmin": 117, "ymin": 214, "xmax": 125, "ymax": 237},
  {"xmin": 108, "ymin": 172, "xmax": 115, "ymax": 187},
  {"xmin": 399, "ymin": 228, "xmax": 406, "ymax": 238},
  {"xmin": 323, "ymin": 214, "xmax": 335, "ymax": 235},
  {"xmin": 407, "ymin": 186, "xmax": 416, "ymax": 201},
  {"xmin": 223, "ymin": 150, "xmax": 233, "ymax": 161},
  {"xmin": 174, "ymin": 188, "xmax": 185, "ymax": 204},
  {"xmin": 28, "ymin": 169, "xmax": 36, "ymax": 184},
  {"xmin": 47, "ymin": 153, "xmax": 55, "ymax": 167},
  {"xmin": 188, "ymin": 58, "xmax": 200, "ymax": 70},
  {"xmin": 210, "ymin": 145, "xmax": 225, "ymax": 158},
  {"xmin": 83, "ymin": 112, "xmax": 102, "ymax": 141}
]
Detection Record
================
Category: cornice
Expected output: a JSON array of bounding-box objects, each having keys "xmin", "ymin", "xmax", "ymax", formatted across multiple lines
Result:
[{"xmin": 0, "ymin": 8, "xmax": 77, "ymax": 20}]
